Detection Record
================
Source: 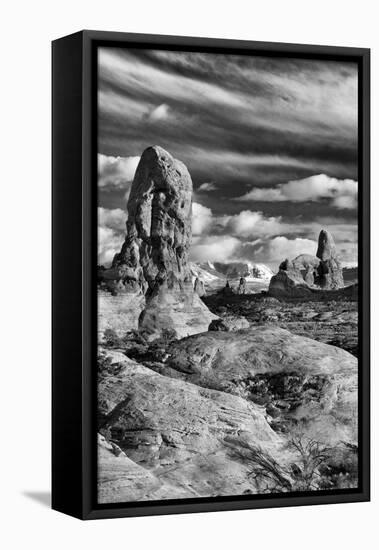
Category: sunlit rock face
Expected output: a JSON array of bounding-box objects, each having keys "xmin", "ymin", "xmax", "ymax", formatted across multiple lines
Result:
[
  {"xmin": 114, "ymin": 146, "xmax": 193, "ymax": 292},
  {"xmin": 99, "ymin": 146, "xmax": 216, "ymax": 340}
]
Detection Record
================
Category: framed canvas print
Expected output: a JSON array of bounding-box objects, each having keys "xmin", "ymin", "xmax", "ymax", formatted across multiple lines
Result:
[{"xmin": 52, "ymin": 30, "xmax": 370, "ymax": 520}]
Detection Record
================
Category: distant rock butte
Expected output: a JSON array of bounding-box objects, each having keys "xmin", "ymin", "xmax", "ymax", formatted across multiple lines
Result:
[
  {"xmin": 194, "ymin": 276, "xmax": 206, "ymax": 297},
  {"xmin": 269, "ymin": 229, "xmax": 345, "ymax": 296},
  {"xmin": 98, "ymin": 146, "xmax": 216, "ymax": 340},
  {"xmin": 269, "ymin": 259, "xmax": 312, "ymax": 298}
]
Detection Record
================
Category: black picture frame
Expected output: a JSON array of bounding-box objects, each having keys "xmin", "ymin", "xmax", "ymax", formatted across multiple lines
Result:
[{"xmin": 52, "ymin": 30, "xmax": 370, "ymax": 520}]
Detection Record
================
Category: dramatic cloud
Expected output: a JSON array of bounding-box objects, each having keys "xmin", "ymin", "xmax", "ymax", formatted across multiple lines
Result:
[
  {"xmin": 192, "ymin": 202, "xmax": 213, "ymax": 236},
  {"xmin": 98, "ymin": 206, "xmax": 126, "ymax": 232},
  {"xmin": 236, "ymin": 174, "xmax": 357, "ymax": 209},
  {"xmin": 250, "ymin": 236, "xmax": 318, "ymax": 263},
  {"xmin": 190, "ymin": 235, "xmax": 241, "ymax": 263},
  {"xmin": 221, "ymin": 210, "xmax": 286, "ymax": 238},
  {"xmin": 98, "ymin": 207, "xmax": 126, "ymax": 265},
  {"xmin": 98, "ymin": 48, "xmax": 358, "ymax": 266},
  {"xmin": 98, "ymin": 154, "xmax": 140, "ymax": 195}
]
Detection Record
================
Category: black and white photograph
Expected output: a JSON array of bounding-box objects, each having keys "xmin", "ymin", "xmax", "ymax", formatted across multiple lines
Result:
[
  {"xmin": 96, "ymin": 45, "xmax": 361, "ymax": 504},
  {"xmin": 2, "ymin": 0, "xmax": 377, "ymax": 543}
]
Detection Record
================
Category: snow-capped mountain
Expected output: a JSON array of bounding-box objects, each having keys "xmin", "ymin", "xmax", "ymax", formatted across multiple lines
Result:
[
  {"xmin": 190, "ymin": 262, "xmax": 223, "ymax": 284},
  {"xmin": 213, "ymin": 261, "xmax": 273, "ymax": 281},
  {"xmin": 190, "ymin": 261, "xmax": 274, "ymax": 285},
  {"xmin": 244, "ymin": 263, "xmax": 274, "ymax": 281}
]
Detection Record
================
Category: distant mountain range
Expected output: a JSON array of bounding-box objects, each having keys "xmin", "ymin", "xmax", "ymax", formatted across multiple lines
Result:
[
  {"xmin": 190, "ymin": 261, "xmax": 358, "ymax": 288},
  {"xmin": 190, "ymin": 261, "xmax": 274, "ymax": 286}
]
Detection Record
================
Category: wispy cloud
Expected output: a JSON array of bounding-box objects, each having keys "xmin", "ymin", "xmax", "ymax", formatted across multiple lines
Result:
[{"xmin": 98, "ymin": 207, "xmax": 126, "ymax": 265}]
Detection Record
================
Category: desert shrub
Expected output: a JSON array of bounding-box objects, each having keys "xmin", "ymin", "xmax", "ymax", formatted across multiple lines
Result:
[
  {"xmin": 318, "ymin": 442, "xmax": 358, "ymax": 489},
  {"xmin": 287, "ymin": 436, "xmax": 332, "ymax": 491},
  {"xmin": 225, "ymin": 435, "xmax": 338, "ymax": 493},
  {"xmin": 160, "ymin": 328, "xmax": 178, "ymax": 343},
  {"xmin": 103, "ymin": 328, "xmax": 123, "ymax": 348},
  {"xmin": 97, "ymin": 353, "xmax": 113, "ymax": 373}
]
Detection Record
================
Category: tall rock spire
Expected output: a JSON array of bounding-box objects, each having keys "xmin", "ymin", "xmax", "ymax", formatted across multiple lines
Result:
[
  {"xmin": 100, "ymin": 146, "xmax": 217, "ymax": 340},
  {"xmin": 316, "ymin": 229, "xmax": 344, "ymax": 289}
]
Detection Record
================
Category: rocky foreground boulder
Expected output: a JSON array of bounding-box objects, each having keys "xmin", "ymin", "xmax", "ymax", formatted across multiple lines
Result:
[
  {"xmin": 98, "ymin": 325, "xmax": 358, "ymax": 501},
  {"xmin": 98, "ymin": 355, "xmax": 288, "ymax": 501},
  {"xmin": 98, "ymin": 146, "xmax": 216, "ymax": 340},
  {"xmin": 165, "ymin": 326, "xmax": 357, "ymax": 447},
  {"xmin": 98, "ymin": 433, "xmax": 190, "ymax": 503}
]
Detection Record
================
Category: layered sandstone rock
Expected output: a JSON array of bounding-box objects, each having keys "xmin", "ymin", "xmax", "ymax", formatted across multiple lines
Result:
[
  {"xmin": 98, "ymin": 355, "xmax": 289, "ymax": 499},
  {"xmin": 293, "ymin": 254, "xmax": 320, "ymax": 286},
  {"xmin": 99, "ymin": 146, "xmax": 216, "ymax": 340},
  {"xmin": 98, "ymin": 433, "xmax": 190, "ymax": 503},
  {"xmin": 98, "ymin": 325, "xmax": 358, "ymax": 500},
  {"xmin": 165, "ymin": 326, "xmax": 358, "ymax": 447}
]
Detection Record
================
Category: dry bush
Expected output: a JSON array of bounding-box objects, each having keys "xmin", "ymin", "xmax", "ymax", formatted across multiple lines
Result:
[{"xmin": 225, "ymin": 435, "xmax": 334, "ymax": 493}]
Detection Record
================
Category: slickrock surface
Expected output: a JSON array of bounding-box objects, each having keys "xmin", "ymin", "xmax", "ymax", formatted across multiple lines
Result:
[
  {"xmin": 165, "ymin": 327, "xmax": 357, "ymax": 447},
  {"xmin": 98, "ymin": 290, "xmax": 145, "ymax": 336},
  {"xmin": 98, "ymin": 434, "xmax": 189, "ymax": 503},
  {"xmin": 203, "ymin": 290, "xmax": 358, "ymax": 356},
  {"xmin": 98, "ymin": 355, "xmax": 288, "ymax": 499}
]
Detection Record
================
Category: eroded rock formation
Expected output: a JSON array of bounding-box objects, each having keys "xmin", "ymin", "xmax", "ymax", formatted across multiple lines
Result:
[
  {"xmin": 98, "ymin": 353, "xmax": 290, "ymax": 501},
  {"xmin": 165, "ymin": 326, "xmax": 358, "ymax": 447},
  {"xmin": 98, "ymin": 324, "xmax": 358, "ymax": 500},
  {"xmin": 98, "ymin": 146, "xmax": 216, "ymax": 340},
  {"xmin": 316, "ymin": 230, "xmax": 344, "ymax": 289},
  {"xmin": 269, "ymin": 259, "xmax": 312, "ymax": 297},
  {"xmin": 268, "ymin": 229, "xmax": 345, "ymax": 295},
  {"xmin": 237, "ymin": 276, "xmax": 247, "ymax": 294},
  {"xmin": 194, "ymin": 276, "xmax": 206, "ymax": 297}
]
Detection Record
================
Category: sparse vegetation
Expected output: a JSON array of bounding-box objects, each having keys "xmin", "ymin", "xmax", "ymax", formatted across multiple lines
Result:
[{"xmin": 226, "ymin": 435, "xmax": 357, "ymax": 493}]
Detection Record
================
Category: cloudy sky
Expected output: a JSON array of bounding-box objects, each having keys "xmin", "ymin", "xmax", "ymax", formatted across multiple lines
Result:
[{"xmin": 97, "ymin": 46, "xmax": 358, "ymax": 268}]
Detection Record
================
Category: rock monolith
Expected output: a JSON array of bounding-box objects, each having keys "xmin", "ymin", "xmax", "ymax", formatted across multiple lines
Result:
[
  {"xmin": 99, "ymin": 146, "xmax": 216, "ymax": 340},
  {"xmin": 316, "ymin": 230, "xmax": 344, "ymax": 289}
]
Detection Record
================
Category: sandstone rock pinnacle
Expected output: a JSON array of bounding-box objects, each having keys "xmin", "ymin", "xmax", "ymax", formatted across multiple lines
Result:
[
  {"xmin": 316, "ymin": 229, "xmax": 338, "ymax": 261},
  {"xmin": 114, "ymin": 146, "xmax": 193, "ymax": 292},
  {"xmin": 316, "ymin": 229, "xmax": 344, "ymax": 289},
  {"xmin": 100, "ymin": 146, "xmax": 217, "ymax": 340}
]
